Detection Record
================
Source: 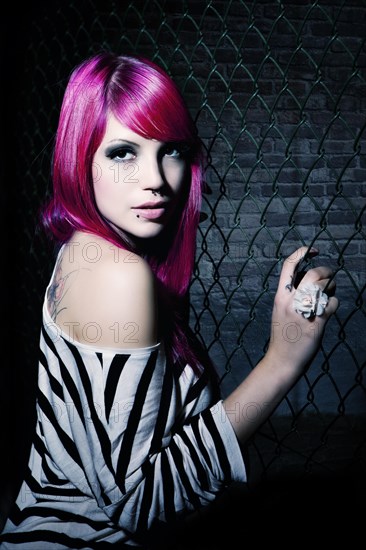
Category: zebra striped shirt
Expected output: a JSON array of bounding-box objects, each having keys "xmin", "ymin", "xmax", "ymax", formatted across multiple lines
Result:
[{"xmin": 1, "ymin": 292, "xmax": 246, "ymax": 548}]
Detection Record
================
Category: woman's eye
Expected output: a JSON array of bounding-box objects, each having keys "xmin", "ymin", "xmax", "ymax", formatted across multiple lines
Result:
[
  {"xmin": 107, "ymin": 148, "xmax": 136, "ymax": 162},
  {"xmin": 164, "ymin": 143, "xmax": 191, "ymax": 159},
  {"xmin": 163, "ymin": 146, "xmax": 182, "ymax": 159}
]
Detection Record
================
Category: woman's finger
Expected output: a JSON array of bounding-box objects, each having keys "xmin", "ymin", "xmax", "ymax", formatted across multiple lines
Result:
[
  {"xmin": 278, "ymin": 246, "xmax": 318, "ymax": 296},
  {"xmin": 325, "ymin": 295, "xmax": 339, "ymax": 315},
  {"xmin": 316, "ymin": 278, "xmax": 337, "ymax": 295},
  {"xmin": 299, "ymin": 266, "xmax": 334, "ymax": 286}
]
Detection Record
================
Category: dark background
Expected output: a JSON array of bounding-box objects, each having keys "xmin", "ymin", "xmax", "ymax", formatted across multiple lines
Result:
[{"xmin": 1, "ymin": 0, "xmax": 365, "ymax": 546}]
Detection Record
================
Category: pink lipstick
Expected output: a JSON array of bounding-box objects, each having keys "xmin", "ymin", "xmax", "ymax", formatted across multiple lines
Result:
[{"xmin": 132, "ymin": 200, "xmax": 169, "ymax": 220}]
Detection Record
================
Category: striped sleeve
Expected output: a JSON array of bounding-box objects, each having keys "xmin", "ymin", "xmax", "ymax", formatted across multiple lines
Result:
[
  {"xmin": 0, "ymin": 323, "xmax": 246, "ymax": 547},
  {"xmin": 103, "ymin": 401, "xmax": 246, "ymax": 537},
  {"xmin": 40, "ymin": 337, "xmax": 247, "ymax": 536}
]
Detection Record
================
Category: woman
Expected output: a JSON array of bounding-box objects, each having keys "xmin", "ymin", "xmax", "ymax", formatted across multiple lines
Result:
[{"xmin": 0, "ymin": 52, "xmax": 338, "ymax": 548}]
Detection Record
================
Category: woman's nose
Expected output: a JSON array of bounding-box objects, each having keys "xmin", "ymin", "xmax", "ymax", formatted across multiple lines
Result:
[{"xmin": 140, "ymin": 155, "xmax": 165, "ymax": 192}]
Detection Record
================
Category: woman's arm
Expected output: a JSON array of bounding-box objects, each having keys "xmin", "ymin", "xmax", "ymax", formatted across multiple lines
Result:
[{"xmin": 223, "ymin": 246, "xmax": 338, "ymax": 443}]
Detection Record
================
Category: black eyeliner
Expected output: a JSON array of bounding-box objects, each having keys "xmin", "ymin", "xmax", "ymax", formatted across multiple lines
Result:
[{"xmin": 105, "ymin": 144, "xmax": 136, "ymax": 159}]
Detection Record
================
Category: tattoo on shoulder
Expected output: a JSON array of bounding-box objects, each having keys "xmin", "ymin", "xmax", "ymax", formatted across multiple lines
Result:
[{"xmin": 47, "ymin": 254, "xmax": 89, "ymax": 321}]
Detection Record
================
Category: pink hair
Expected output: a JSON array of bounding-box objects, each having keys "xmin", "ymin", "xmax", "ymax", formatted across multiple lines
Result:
[{"xmin": 41, "ymin": 52, "xmax": 216, "ymax": 377}]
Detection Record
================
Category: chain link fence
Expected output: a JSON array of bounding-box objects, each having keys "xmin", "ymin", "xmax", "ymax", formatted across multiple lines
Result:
[{"xmin": 2, "ymin": 0, "xmax": 365, "ymax": 538}]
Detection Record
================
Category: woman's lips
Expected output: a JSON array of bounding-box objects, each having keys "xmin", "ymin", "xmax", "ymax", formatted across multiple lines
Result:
[
  {"xmin": 132, "ymin": 207, "xmax": 167, "ymax": 220},
  {"xmin": 132, "ymin": 200, "xmax": 171, "ymax": 220}
]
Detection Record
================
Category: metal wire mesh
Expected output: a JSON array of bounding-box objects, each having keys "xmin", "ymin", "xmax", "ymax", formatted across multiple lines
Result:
[{"xmin": 3, "ymin": 0, "xmax": 366, "ymax": 509}]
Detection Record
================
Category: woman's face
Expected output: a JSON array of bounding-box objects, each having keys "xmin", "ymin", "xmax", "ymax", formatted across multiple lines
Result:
[{"xmin": 92, "ymin": 114, "xmax": 188, "ymax": 242}]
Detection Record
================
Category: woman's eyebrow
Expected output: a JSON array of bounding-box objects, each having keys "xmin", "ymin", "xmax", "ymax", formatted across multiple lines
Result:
[{"xmin": 106, "ymin": 139, "xmax": 140, "ymax": 147}]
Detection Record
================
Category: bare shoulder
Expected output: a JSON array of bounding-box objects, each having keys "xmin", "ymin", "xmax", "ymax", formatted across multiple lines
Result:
[{"xmin": 49, "ymin": 233, "xmax": 157, "ymax": 349}]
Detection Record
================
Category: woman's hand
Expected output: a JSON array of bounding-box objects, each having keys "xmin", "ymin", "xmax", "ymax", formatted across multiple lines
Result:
[
  {"xmin": 223, "ymin": 246, "xmax": 338, "ymax": 443},
  {"xmin": 266, "ymin": 246, "xmax": 339, "ymax": 374}
]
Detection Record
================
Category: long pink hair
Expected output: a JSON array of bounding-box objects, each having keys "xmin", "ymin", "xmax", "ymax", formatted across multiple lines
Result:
[{"xmin": 41, "ymin": 52, "xmax": 217, "ymax": 378}]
